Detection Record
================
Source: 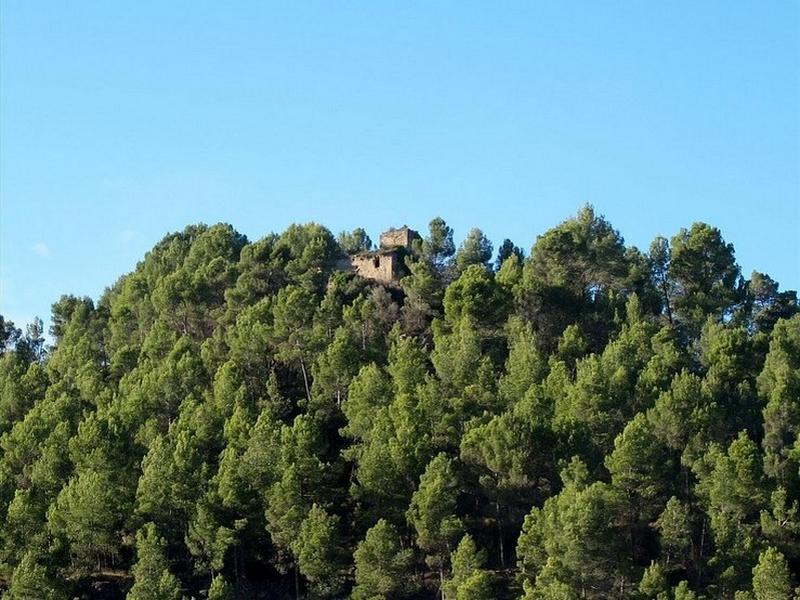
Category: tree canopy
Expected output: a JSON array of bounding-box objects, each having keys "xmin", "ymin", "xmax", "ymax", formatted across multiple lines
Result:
[{"xmin": 0, "ymin": 211, "xmax": 797, "ymax": 599}]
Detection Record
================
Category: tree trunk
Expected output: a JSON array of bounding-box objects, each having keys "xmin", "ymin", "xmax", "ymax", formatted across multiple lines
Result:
[
  {"xmin": 661, "ymin": 282, "xmax": 674, "ymax": 325},
  {"xmin": 299, "ymin": 358, "xmax": 311, "ymax": 405},
  {"xmin": 496, "ymin": 501, "xmax": 505, "ymax": 567},
  {"xmin": 234, "ymin": 545, "xmax": 240, "ymax": 599},
  {"xmin": 697, "ymin": 518, "xmax": 706, "ymax": 584}
]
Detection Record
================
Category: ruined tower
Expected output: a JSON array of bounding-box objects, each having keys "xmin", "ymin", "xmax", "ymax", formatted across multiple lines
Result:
[{"xmin": 345, "ymin": 226, "xmax": 420, "ymax": 284}]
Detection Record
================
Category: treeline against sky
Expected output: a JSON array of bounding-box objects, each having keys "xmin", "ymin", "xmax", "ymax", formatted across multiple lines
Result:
[{"xmin": 0, "ymin": 206, "xmax": 798, "ymax": 599}]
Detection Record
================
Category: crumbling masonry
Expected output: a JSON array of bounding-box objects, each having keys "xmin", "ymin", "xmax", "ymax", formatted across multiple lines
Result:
[{"xmin": 344, "ymin": 226, "xmax": 420, "ymax": 284}]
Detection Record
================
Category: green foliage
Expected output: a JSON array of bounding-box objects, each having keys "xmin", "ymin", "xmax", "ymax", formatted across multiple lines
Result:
[
  {"xmin": 672, "ymin": 581, "xmax": 698, "ymax": 600},
  {"xmin": 655, "ymin": 496, "xmax": 692, "ymax": 568},
  {"xmin": 0, "ymin": 358, "xmax": 48, "ymax": 435},
  {"xmin": 207, "ymin": 574, "xmax": 234, "ymax": 600},
  {"xmin": 265, "ymin": 416, "xmax": 329, "ymax": 565},
  {"xmin": 310, "ymin": 325, "xmax": 360, "ymax": 418},
  {"xmin": 341, "ymin": 363, "xmax": 393, "ymax": 444},
  {"xmin": 455, "ymin": 570, "xmax": 494, "ymax": 600},
  {"xmin": 387, "ymin": 329, "xmax": 429, "ymax": 395},
  {"xmin": 760, "ymin": 487, "xmax": 800, "ymax": 559},
  {"xmin": 351, "ymin": 394, "xmax": 434, "ymax": 523},
  {"xmin": 185, "ymin": 489, "xmax": 235, "ymax": 574},
  {"xmin": 639, "ymin": 561, "xmax": 668, "ymax": 598},
  {"xmin": 338, "ymin": 228, "xmax": 373, "ymax": 254},
  {"xmin": 443, "ymin": 265, "xmax": 511, "ymax": 330},
  {"xmin": 444, "ymin": 534, "xmax": 490, "ymax": 600},
  {"xmin": 605, "ymin": 413, "xmax": 673, "ymax": 519},
  {"xmin": 0, "ymin": 213, "xmax": 794, "ymax": 599},
  {"xmin": 695, "ymin": 431, "xmax": 768, "ymax": 587},
  {"xmin": 292, "ymin": 504, "xmax": 347, "ymax": 598},
  {"xmin": 127, "ymin": 523, "xmax": 183, "ymax": 600},
  {"xmin": 520, "ymin": 205, "xmax": 630, "ymax": 351},
  {"xmin": 758, "ymin": 315, "xmax": 800, "ymax": 485},
  {"xmin": 47, "ymin": 468, "xmax": 127, "ymax": 571},
  {"xmin": 496, "ymin": 238, "xmax": 524, "ymax": 271},
  {"xmin": 423, "ymin": 217, "xmax": 456, "ymax": 271},
  {"xmin": 271, "ymin": 284, "xmax": 319, "ymax": 402},
  {"xmin": 5, "ymin": 551, "xmax": 65, "ymax": 600},
  {"xmin": 352, "ymin": 519, "xmax": 414, "ymax": 600},
  {"xmin": 498, "ymin": 317, "xmax": 547, "ymax": 408},
  {"xmin": 752, "ymin": 547, "xmax": 793, "ymax": 600},
  {"xmin": 0, "ymin": 315, "xmax": 23, "ymax": 356},
  {"xmin": 455, "ymin": 228, "xmax": 493, "ymax": 273},
  {"xmin": 407, "ymin": 454, "xmax": 464, "ymax": 573},
  {"xmin": 517, "ymin": 473, "xmax": 629, "ymax": 599},
  {"xmin": 741, "ymin": 271, "xmax": 798, "ymax": 334},
  {"xmin": 669, "ymin": 223, "xmax": 742, "ymax": 335}
]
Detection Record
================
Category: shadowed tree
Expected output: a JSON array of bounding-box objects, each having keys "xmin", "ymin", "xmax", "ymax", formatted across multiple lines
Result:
[
  {"xmin": 127, "ymin": 523, "xmax": 182, "ymax": 600},
  {"xmin": 338, "ymin": 228, "xmax": 373, "ymax": 254},
  {"xmin": 752, "ymin": 547, "xmax": 793, "ymax": 600},
  {"xmin": 444, "ymin": 534, "xmax": 492, "ymax": 600},
  {"xmin": 292, "ymin": 504, "xmax": 348, "ymax": 598},
  {"xmin": 669, "ymin": 223, "xmax": 742, "ymax": 337},
  {"xmin": 520, "ymin": 205, "xmax": 631, "ymax": 351},
  {"xmin": 495, "ymin": 238, "xmax": 524, "ymax": 272},
  {"xmin": 407, "ymin": 454, "xmax": 464, "ymax": 591},
  {"xmin": 352, "ymin": 519, "xmax": 414, "ymax": 600}
]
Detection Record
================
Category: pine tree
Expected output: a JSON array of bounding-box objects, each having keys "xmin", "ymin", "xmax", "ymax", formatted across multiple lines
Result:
[
  {"xmin": 6, "ymin": 551, "xmax": 65, "ymax": 600},
  {"xmin": 407, "ymin": 454, "xmax": 464, "ymax": 589},
  {"xmin": 752, "ymin": 547, "xmax": 793, "ymax": 600},
  {"xmin": 444, "ymin": 534, "xmax": 490, "ymax": 600},
  {"xmin": 352, "ymin": 519, "xmax": 414, "ymax": 600},
  {"xmin": 207, "ymin": 574, "xmax": 234, "ymax": 600},
  {"xmin": 127, "ymin": 523, "xmax": 182, "ymax": 600},
  {"xmin": 292, "ymin": 504, "xmax": 347, "ymax": 598}
]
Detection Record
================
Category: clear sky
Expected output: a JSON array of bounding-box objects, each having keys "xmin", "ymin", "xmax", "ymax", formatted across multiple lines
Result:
[{"xmin": 1, "ymin": 2, "xmax": 798, "ymax": 332}]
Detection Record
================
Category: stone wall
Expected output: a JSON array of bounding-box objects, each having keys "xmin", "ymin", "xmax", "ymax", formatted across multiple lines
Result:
[
  {"xmin": 341, "ymin": 226, "xmax": 418, "ymax": 284},
  {"xmin": 349, "ymin": 252, "xmax": 397, "ymax": 284},
  {"xmin": 379, "ymin": 227, "xmax": 419, "ymax": 249}
]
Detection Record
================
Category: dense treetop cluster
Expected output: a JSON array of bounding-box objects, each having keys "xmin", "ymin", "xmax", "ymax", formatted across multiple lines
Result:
[{"xmin": 0, "ymin": 206, "xmax": 798, "ymax": 599}]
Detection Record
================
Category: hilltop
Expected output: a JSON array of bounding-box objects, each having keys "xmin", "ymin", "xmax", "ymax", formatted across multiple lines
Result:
[{"xmin": 1, "ymin": 206, "xmax": 798, "ymax": 599}]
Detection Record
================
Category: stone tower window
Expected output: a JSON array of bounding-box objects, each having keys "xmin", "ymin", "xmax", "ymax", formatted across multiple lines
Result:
[{"xmin": 373, "ymin": 256, "xmax": 380, "ymax": 268}]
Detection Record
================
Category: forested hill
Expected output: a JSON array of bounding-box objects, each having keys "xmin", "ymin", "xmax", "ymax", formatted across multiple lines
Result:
[{"xmin": 1, "ymin": 206, "xmax": 798, "ymax": 600}]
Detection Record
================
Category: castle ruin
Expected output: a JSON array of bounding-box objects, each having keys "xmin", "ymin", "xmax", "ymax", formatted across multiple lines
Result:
[
  {"xmin": 345, "ymin": 226, "xmax": 420, "ymax": 284},
  {"xmin": 379, "ymin": 226, "xmax": 420, "ymax": 250}
]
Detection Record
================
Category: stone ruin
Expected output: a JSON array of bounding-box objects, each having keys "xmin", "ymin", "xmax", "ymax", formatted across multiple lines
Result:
[
  {"xmin": 344, "ymin": 226, "xmax": 420, "ymax": 284},
  {"xmin": 379, "ymin": 226, "xmax": 420, "ymax": 250}
]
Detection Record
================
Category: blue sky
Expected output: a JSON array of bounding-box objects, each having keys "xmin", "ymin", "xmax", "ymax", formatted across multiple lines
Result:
[{"xmin": 1, "ymin": 2, "xmax": 798, "ymax": 332}]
